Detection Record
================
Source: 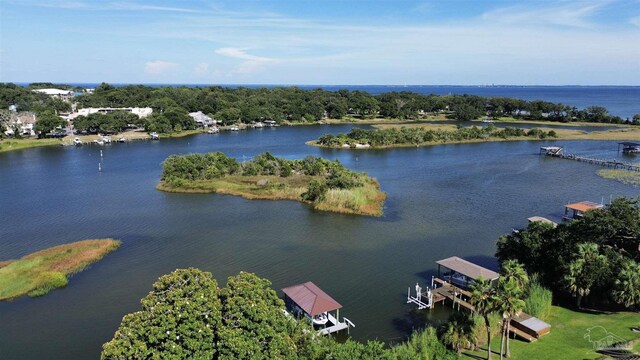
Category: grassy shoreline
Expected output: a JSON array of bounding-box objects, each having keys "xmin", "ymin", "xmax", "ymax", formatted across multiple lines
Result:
[
  {"xmin": 157, "ymin": 175, "xmax": 386, "ymax": 216},
  {"xmin": 463, "ymin": 305, "xmax": 640, "ymax": 359},
  {"xmin": 0, "ymin": 239, "xmax": 120, "ymax": 300}
]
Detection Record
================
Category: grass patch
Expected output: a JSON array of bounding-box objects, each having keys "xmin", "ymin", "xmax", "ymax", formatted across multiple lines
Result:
[
  {"xmin": 0, "ymin": 138, "xmax": 62, "ymax": 153},
  {"xmin": 0, "ymin": 239, "xmax": 120, "ymax": 300},
  {"xmin": 157, "ymin": 175, "xmax": 386, "ymax": 216},
  {"xmin": 463, "ymin": 306, "xmax": 640, "ymax": 360},
  {"xmin": 598, "ymin": 169, "xmax": 640, "ymax": 186}
]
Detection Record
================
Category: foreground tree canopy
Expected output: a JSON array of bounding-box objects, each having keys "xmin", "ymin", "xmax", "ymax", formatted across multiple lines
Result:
[
  {"xmin": 102, "ymin": 269, "xmax": 454, "ymax": 359},
  {"xmin": 496, "ymin": 197, "xmax": 640, "ymax": 310}
]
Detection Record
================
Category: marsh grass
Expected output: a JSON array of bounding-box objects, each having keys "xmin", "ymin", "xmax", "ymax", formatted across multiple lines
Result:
[
  {"xmin": 598, "ymin": 169, "xmax": 640, "ymax": 186},
  {"xmin": 158, "ymin": 175, "xmax": 386, "ymax": 216},
  {"xmin": 0, "ymin": 239, "xmax": 120, "ymax": 300},
  {"xmin": 0, "ymin": 138, "xmax": 62, "ymax": 153}
]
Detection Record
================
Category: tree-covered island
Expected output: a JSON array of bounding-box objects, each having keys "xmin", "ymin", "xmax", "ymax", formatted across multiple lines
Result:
[
  {"xmin": 312, "ymin": 126, "xmax": 559, "ymax": 149},
  {"xmin": 157, "ymin": 152, "xmax": 386, "ymax": 216}
]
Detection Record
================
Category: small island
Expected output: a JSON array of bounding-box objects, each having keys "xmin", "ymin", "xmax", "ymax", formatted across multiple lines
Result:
[
  {"xmin": 312, "ymin": 125, "xmax": 559, "ymax": 149},
  {"xmin": 157, "ymin": 152, "xmax": 386, "ymax": 216},
  {"xmin": 0, "ymin": 239, "xmax": 121, "ymax": 301}
]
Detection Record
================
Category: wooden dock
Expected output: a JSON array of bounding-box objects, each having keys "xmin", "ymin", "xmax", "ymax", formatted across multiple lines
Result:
[
  {"xmin": 541, "ymin": 146, "xmax": 640, "ymax": 172},
  {"xmin": 421, "ymin": 278, "xmax": 541, "ymax": 342}
]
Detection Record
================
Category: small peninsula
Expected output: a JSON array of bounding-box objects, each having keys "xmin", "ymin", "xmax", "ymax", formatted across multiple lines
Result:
[
  {"xmin": 0, "ymin": 239, "xmax": 121, "ymax": 301},
  {"xmin": 157, "ymin": 152, "xmax": 386, "ymax": 216}
]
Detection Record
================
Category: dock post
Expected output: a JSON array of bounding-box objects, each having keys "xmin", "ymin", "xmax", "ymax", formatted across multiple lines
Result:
[{"xmin": 431, "ymin": 276, "xmax": 434, "ymax": 289}]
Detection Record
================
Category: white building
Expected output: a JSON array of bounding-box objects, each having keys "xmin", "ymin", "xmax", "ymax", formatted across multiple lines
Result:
[
  {"xmin": 189, "ymin": 111, "xmax": 216, "ymax": 127},
  {"xmin": 32, "ymin": 88, "xmax": 74, "ymax": 101},
  {"xmin": 70, "ymin": 107, "xmax": 153, "ymax": 119}
]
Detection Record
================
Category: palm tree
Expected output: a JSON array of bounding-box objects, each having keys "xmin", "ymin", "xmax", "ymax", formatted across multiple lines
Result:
[
  {"xmin": 612, "ymin": 260, "xmax": 640, "ymax": 309},
  {"xmin": 440, "ymin": 312, "xmax": 476, "ymax": 355},
  {"xmin": 494, "ymin": 277, "xmax": 526, "ymax": 359},
  {"xmin": 564, "ymin": 242, "xmax": 607, "ymax": 309},
  {"xmin": 501, "ymin": 259, "xmax": 529, "ymax": 289},
  {"xmin": 469, "ymin": 278, "xmax": 496, "ymax": 360}
]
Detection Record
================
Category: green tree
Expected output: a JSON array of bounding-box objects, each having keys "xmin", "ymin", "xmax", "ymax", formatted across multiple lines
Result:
[
  {"xmin": 612, "ymin": 260, "xmax": 640, "ymax": 309},
  {"xmin": 469, "ymin": 278, "xmax": 496, "ymax": 360},
  {"xmin": 34, "ymin": 111, "xmax": 66, "ymax": 137},
  {"xmin": 440, "ymin": 312, "xmax": 477, "ymax": 354},
  {"xmin": 494, "ymin": 277, "xmax": 526, "ymax": 359},
  {"xmin": 101, "ymin": 268, "xmax": 222, "ymax": 359},
  {"xmin": 216, "ymin": 272, "xmax": 309, "ymax": 359},
  {"xmin": 564, "ymin": 243, "xmax": 608, "ymax": 309}
]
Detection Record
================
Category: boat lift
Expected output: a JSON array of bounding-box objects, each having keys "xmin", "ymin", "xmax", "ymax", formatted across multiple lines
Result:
[{"xmin": 407, "ymin": 282, "xmax": 434, "ymax": 310}]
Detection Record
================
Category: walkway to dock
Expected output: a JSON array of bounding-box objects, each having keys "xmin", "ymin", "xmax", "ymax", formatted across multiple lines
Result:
[
  {"xmin": 422, "ymin": 278, "xmax": 542, "ymax": 342},
  {"xmin": 540, "ymin": 146, "xmax": 640, "ymax": 172}
]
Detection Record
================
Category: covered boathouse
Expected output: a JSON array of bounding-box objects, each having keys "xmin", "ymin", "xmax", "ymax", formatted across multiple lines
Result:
[
  {"xmin": 282, "ymin": 281, "xmax": 354, "ymax": 335},
  {"xmin": 436, "ymin": 256, "xmax": 500, "ymax": 289},
  {"xmin": 564, "ymin": 201, "xmax": 603, "ymax": 221},
  {"xmin": 618, "ymin": 142, "xmax": 640, "ymax": 154}
]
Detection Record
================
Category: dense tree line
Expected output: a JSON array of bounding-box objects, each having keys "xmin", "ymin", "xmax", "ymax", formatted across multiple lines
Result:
[
  {"xmin": 102, "ymin": 268, "xmax": 455, "ymax": 359},
  {"xmin": 37, "ymin": 82, "xmax": 637, "ymax": 125},
  {"xmin": 496, "ymin": 197, "xmax": 640, "ymax": 310},
  {"xmin": 73, "ymin": 111, "xmax": 142, "ymax": 134},
  {"xmin": 161, "ymin": 152, "xmax": 369, "ymax": 202},
  {"xmin": 317, "ymin": 126, "xmax": 557, "ymax": 147},
  {"xmin": 0, "ymin": 83, "xmax": 71, "ymax": 114}
]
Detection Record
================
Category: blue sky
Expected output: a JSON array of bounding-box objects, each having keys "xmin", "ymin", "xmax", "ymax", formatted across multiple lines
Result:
[{"xmin": 1, "ymin": 0, "xmax": 639, "ymax": 85}]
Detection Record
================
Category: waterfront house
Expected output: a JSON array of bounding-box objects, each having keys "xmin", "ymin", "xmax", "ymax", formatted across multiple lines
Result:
[{"xmin": 188, "ymin": 111, "xmax": 216, "ymax": 127}]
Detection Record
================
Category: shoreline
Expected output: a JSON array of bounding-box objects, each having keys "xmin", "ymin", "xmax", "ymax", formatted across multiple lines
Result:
[{"xmin": 1, "ymin": 119, "xmax": 637, "ymax": 154}]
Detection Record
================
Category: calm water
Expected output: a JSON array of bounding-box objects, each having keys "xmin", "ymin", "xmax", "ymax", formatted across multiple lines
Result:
[{"xmin": 1, "ymin": 125, "xmax": 639, "ymax": 359}]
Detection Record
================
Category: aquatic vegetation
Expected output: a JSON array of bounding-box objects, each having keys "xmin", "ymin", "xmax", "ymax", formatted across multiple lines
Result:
[
  {"xmin": 598, "ymin": 169, "xmax": 640, "ymax": 186},
  {"xmin": 0, "ymin": 239, "xmax": 120, "ymax": 300}
]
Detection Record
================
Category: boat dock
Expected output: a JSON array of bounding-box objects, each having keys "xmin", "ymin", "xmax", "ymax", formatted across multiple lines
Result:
[
  {"xmin": 407, "ymin": 257, "xmax": 551, "ymax": 342},
  {"xmin": 540, "ymin": 146, "xmax": 640, "ymax": 172},
  {"xmin": 282, "ymin": 281, "xmax": 355, "ymax": 336}
]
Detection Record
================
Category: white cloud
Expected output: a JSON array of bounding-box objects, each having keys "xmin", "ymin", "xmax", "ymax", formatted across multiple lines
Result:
[
  {"xmin": 215, "ymin": 48, "xmax": 277, "ymax": 75},
  {"xmin": 193, "ymin": 62, "xmax": 209, "ymax": 75},
  {"xmin": 630, "ymin": 16, "xmax": 640, "ymax": 28},
  {"xmin": 144, "ymin": 60, "xmax": 178, "ymax": 75},
  {"xmin": 481, "ymin": 2, "xmax": 608, "ymax": 28},
  {"xmin": 109, "ymin": 2, "xmax": 198, "ymax": 13}
]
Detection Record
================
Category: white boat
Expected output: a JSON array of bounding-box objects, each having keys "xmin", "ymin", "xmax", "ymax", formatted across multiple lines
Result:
[
  {"xmin": 264, "ymin": 120, "xmax": 277, "ymax": 127},
  {"xmin": 253, "ymin": 122, "xmax": 264, "ymax": 128},
  {"xmin": 73, "ymin": 137, "xmax": 83, "ymax": 146},
  {"xmin": 311, "ymin": 312, "xmax": 329, "ymax": 325},
  {"xmin": 102, "ymin": 136, "xmax": 112, "ymax": 144},
  {"xmin": 150, "ymin": 132, "xmax": 159, "ymax": 140},
  {"xmin": 93, "ymin": 139, "xmax": 105, "ymax": 146},
  {"xmin": 482, "ymin": 118, "xmax": 494, "ymax": 123},
  {"xmin": 229, "ymin": 125, "xmax": 240, "ymax": 131},
  {"xmin": 207, "ymin": 127, "xmax": 219, "ymax": 134},
  {"xmin": 116, "ymin": 137, "xmax": 126, "ymax": 143}
]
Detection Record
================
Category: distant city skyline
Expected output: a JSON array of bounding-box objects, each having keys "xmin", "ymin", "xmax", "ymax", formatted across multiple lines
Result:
[{"xmin": 1, "ymin": 0, "xmax": 639, "ymax": 85}]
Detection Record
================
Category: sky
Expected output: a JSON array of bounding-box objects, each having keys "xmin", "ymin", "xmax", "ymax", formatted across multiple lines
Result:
[{"xmin": 1, "ymin": 0, "xmax": 639, "ymax": 85}]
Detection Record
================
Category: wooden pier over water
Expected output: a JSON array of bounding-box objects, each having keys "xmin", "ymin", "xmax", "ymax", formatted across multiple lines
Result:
[{"xmin": 540, "ymin": 146, "xmax": 640, "ymax": 172}]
